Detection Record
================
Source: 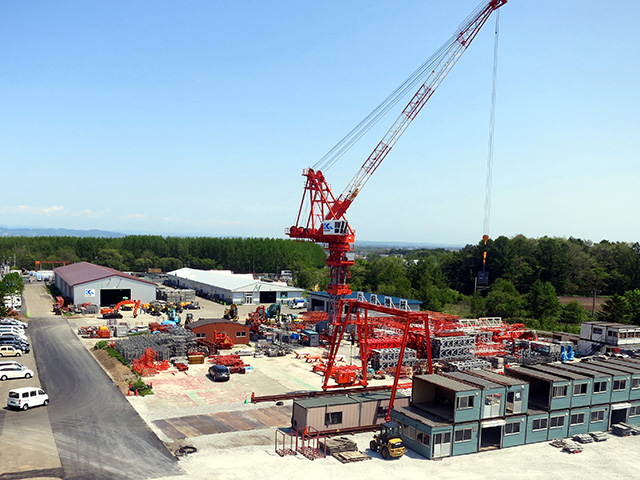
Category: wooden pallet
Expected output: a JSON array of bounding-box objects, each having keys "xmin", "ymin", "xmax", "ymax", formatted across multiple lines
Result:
[{"xmin": 333, "ymin": 451, "xmax": 371, "ymax": 463}]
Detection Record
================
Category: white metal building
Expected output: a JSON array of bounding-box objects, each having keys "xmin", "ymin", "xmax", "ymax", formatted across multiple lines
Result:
[
  {"xmin": 54, "ymin": 262, "xmax": 157, "ymax": 307},
  {"xmin": 579, "ymin": 321, "xmax": 640, "ymax": 355},
  {"xmin": 166, "ymin": 268, "xmax": 304, "ymax": 305}
]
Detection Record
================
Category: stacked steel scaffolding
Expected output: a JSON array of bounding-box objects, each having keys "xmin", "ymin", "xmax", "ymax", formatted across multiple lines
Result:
[
  {"xmin": 446, "ymin": 358, "xmax": 491, "ymax": 372},
  {"xmin": 370, "ymin": 347, "xmax": 417, "ymax": 370},
  {"xmin": 432, "ymin": 335, "xmax": 475, "ymax": 360},
  {"xmin": 114, "ymin": 327, "xmax": 196, "ymax": 362}
]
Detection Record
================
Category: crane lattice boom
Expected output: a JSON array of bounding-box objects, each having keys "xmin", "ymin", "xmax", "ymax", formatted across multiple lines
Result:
[{"xmin": 286, "ymin": 0, "xmax": 507, "ymax": 389}]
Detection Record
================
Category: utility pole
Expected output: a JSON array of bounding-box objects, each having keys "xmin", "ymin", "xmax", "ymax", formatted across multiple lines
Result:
[{"xmin": 592, "ymin": 290, "xmax": 597, "ymax": 318}]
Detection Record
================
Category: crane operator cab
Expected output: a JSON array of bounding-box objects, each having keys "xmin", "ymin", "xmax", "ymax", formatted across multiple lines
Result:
[{"xmin": 370, "ymin": 421, "xmax": 405, "ymax": 459}]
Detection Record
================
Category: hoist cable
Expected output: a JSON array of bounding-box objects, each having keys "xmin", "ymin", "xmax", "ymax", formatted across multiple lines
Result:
[{"xmin": 483, "ymin": 10, "xmax": 500, "ymax": 248}]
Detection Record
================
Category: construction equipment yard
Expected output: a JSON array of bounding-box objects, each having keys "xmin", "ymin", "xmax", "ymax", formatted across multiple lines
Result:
[{"xmin": 2, "ymin": 282, "xmax": 638, "ymax": 480}]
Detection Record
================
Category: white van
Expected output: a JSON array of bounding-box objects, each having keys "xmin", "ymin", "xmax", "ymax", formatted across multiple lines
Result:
[{"xmin": 7, "ymin": 387, "xmax": 48, "ymax": 410}]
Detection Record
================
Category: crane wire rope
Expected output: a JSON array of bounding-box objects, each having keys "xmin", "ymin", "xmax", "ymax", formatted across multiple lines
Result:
[
  {"xmin": 482, "ymin": 9, "xmax": 500, "ymax": 267},
  {"xmin": 312, "ymin": 1, "xmax": 489, "ymax": 174}
]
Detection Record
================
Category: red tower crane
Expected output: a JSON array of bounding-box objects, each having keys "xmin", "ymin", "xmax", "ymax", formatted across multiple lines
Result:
[{"xmin": 287, "ymin": 1, "xmax": 507, "ymax": 388}]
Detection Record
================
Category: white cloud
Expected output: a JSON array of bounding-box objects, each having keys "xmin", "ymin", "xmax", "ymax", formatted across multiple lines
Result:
[
  {"xmin": 123, "ymin": 213, "xmax": 146, "ymax": 220},
  {"xmin": 71, "ymin": 209, "xmax": 106, "ymax": 219},
  {"xmin": 2, "ymin": 205, "xmax": 66, "ymax": 215}
]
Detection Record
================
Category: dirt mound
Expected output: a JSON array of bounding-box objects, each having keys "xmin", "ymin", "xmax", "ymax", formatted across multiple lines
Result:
[{"xmin": 92, "ymin": 348, "xmax": 137, "ymax": 394}]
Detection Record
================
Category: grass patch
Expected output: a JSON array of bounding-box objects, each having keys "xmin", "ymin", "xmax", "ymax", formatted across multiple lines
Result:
[{"xmin": 94, "ymin": 340, "xmax": 153, "ymax": 395}]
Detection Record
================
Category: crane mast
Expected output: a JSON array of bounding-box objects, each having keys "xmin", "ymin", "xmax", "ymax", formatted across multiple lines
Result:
[{"xmin": 287, "ymin": 1, "xmax": 507, "ymax": 366}]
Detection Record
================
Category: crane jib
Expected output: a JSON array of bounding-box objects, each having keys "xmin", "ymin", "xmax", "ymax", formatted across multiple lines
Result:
[{"xmin": 287, "ymin": 1, "xmax": 508, "ymax": 391}]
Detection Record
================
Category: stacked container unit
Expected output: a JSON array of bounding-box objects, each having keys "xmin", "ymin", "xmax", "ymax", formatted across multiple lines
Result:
[
  {"xmin": 504, "ymin": 367, "xmax": 573, "ymax": 444},
  {"xmin": 468, "ymin": 370, "xmax": 529, "ymax": 448},
  {"xmin": 588, "ymin": 360, "xmax": 640, "ymax": 401},
  {"xmin": 391, "ymin": 406, "xmax": 453, "ymax": 459},
  {"xmin": 408, "ymin": 374, "xmax": 482, "ymax": 457},
  {"xmin": 443, "ymin": 372, "xmax": 507, "ymax": 451},
  {"xmin": 527, "ymin": 364, "xmax": 593, "ymax": 438},
  {"xmin": 578, "ymin": 363, "xmax": 631, "ymax": 404},
  {"xmin": 554, "ymin": 363, "xmax": 613, "ymax": 405},
  {"xmin": 411, "ymin": 374, "xmax": 481, "ymax": 424},
  {"xmin": 504, "ymin": 367, "xmax": 572, "ymax": 411},
  {"xmin": 528, "ymin": 364, "xmax": 593, "ymax": 407}
]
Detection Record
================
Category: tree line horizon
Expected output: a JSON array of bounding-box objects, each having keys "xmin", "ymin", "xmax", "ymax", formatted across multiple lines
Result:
[{"xmin": 2, "ymin": 233, "xmax": 639, "ymax": 331}]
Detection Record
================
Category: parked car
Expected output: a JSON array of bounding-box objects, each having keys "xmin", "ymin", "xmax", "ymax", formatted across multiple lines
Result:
[
  {"xmin": 7, "ymin": 387, "xmax": 49, "ymax": 410},
  {"xmin": 0, "ymin": 319, "xmax": 28, "ymax": 329},
  {"xmin": 0, "ymin": 346, "xmax": 23, "ymax": 357},
  {"xmin": 0, "ymin": 327, "xmax": 27, "ymax": 339},
  {"xmin": 0, "ymin": 318, "xmax": 29, "ymax": 328},
  {"xmin": 0, "ymin": 339, "xmax": 30, "ymax": 353},
  {"xmin": 0, "ymin": 333, "xmax": 28, "ymax": 343},
  {"xmin": 208, "ymin": 364, "xmax": 231, "ymax": 382},
  {"xmin": 0, "ymin": 364, "xmax": 33, "ymax": 381},
  {"xmin": 0, "ymin": 360, "xmax": 24, "ymax": 368}
]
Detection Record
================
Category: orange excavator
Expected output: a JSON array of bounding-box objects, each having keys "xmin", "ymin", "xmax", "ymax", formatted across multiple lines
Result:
[{"xmin": 101, "ymin": 300, "xmax": 141, "ymax": 319}]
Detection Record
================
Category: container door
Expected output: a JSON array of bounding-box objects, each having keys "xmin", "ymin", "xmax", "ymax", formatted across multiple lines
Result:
[
  {"xmin": 507, "ymin": 391, "xmax": 523, "ymax": 414},
  {"xmin": 483, "ymin": 394, "xmax": 501, "ymax": 418},
  {"xmin": 433, "ymin": 432, "xmax": 451, "ymax": 458}
]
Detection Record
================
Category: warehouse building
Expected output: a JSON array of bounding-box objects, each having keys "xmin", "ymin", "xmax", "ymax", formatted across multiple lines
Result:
[
  {"xmin": 166, "ymin": 268, "xmax": 304, "ymax": 305},
  {"xmin": 54, "ymin": 262, "xmax": 156, "ymax": 306}
]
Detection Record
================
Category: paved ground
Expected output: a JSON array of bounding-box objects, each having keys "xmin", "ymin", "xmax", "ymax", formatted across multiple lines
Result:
[
  {"xmin": 1, "ymin": 283, "xmax": 183, "ymax": 480},
  {"xmin": 7, "ymin": 283, "xmax": 640, "ymax": 480}
]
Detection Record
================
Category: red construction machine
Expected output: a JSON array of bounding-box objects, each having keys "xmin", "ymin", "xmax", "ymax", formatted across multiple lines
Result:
[{"xmin": 101, "ymin": 300, "xmax": 141, "ymax": 320}]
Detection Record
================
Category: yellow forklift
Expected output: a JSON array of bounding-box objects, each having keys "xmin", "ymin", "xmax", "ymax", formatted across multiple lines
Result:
[{"xmin": 369, "ymin": 421, "xmax": 405, "ymax": 459}]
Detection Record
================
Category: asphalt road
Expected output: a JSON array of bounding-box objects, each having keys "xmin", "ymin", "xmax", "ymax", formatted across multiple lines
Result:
[{"xmin": 24, "ymin": 285, "xmax": 183, "ymax": 480}]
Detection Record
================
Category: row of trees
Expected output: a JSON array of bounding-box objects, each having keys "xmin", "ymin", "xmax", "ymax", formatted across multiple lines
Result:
[
  {"xmin": 434, "ymin": 235, "xmax": 640, "ymax": 297},
  {"xmin": 0, "ymin": 272, "xmax": 24, "ymax": 317},
  {"xmin": 0, "ymin": 236, "xmax": 327, "ymax": 281},
  {"xmin": 3, "ymin": 233, "xmax": 640, "ymax": 329}
]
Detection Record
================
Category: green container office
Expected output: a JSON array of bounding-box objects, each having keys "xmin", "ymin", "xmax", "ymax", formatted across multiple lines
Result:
[
  {"xmin": 528, "ymin": 364, "xmax": 592, "ymax": 408},
  {"xmin": 568, "ymin": 407, "xmax": 590, "ymax": 436},
  {"xmin": 412, "ymin": 374, "xmax": 481, "ymax": 424},
  {"xmin": 469, "ymin": 369, "xmax": 529, "ymax": 415},
  {"xmin": 592, "ymin": 359, "xmax": 640, "ymax": 401},
  {"xmin": 444, "ymin": 371, "xmax": 506, "ymax": 419},
  {"xmin": 452, "ymin": 422, "xmax": 479, "ymax": 456},
  {"xmin": 578, "ymin": 363, "xmax": 630, "ymax": 403},
  {"xmin": 391, "ymin": 406, "xmax": 453, "ymax": 459},
  {"xmin": 546, "ymin": 410, "xmax": 569, "ymax": 440},
  {"xmin": 501, "ymin": 415, "xmax": 526, "ymax": 448},
  {"xmin": 554, "ymin": 364, "xmax": 612, "ymax": 405},
  {"xmin": 505, "ymin": 367, "xmax": 571, "ymax": 411},
  {"xmin": 525, "ymin": 410, "xmax": 549, "ymax": 444},
  {"xmin": 626, "ymin": 401, "xmax": 640, "ymax": 426},
  {"xmin": 588, "ymin": 404, "xmax": 610, "ymax": 432}
]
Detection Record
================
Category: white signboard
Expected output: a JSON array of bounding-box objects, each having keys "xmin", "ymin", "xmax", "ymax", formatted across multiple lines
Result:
[{"xmin": 85, "ymin": 289, "xmax": 96, "ymax": 297}]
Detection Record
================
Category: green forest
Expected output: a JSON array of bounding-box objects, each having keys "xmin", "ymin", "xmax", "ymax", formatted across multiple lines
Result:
[{"xmin": 2, "ymin": 234, "xmax": 640, "ymax": 332}]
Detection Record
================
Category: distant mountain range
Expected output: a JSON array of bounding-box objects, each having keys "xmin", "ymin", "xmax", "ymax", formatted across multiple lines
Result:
[
  {"xmin": 355, "ymin": 240, "xmax": 464, "ymax": 250},
  {"xmin": 0, "ymin": 226, "xmax": 124, "ymax": 238}
]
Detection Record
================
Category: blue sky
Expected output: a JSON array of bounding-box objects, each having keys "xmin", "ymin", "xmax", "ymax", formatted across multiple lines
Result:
[{"xmin": 1, "ymin": 1, "xmax": 638, "ymax": 245}]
